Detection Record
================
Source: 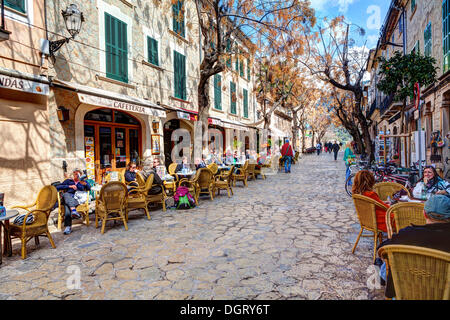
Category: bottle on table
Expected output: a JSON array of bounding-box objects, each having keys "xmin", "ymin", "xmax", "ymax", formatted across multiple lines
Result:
[{"xmin": 0, "ymin": 193, "xmax": 6, "ymax": 218}]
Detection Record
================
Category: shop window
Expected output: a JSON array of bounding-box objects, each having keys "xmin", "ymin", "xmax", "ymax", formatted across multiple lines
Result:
[
  {"xmin": 105, "ymin": 13, "xmax": 128, "ymax": 83},
  {"xmin": 114, "ymin": 110, "xmax": 139, "ymax": 125},
  {"xmin": 84, "ymin": 108, "xmax": 113, "ymax": 122},
  {"xmin": 5, "ymin": 0, "xmax": 26, "ymax": 13}
]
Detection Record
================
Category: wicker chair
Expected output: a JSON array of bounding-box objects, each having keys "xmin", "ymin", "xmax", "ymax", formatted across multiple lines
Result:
[
  {"xmin": 194, "ymin": 168, "xmax": 215, "ymax": 202},
  {"xmin": 213, "ymin": 165, "xmax": 235, "ymax": 198},
  {"xmin": 374, "ymin": 182, "xmax": 411, "ymax": 201},
  {"xmin": 95, "ymin": 182, "xmax": 128, "ymax": 234},
  {"xmin": 352, "ymin": 194, "xmax": 387, "ymax": 263},
  {"xmin": 232, "ymin": 160, "xmax": 249, "ymax": 187},
  {"xmin": 247, "ymin": 162, "xmax": 257, "ymax": 181},
  {"xmin": 125, "ymin": 172, "xmax": 152, "ymax": 221},
  {"xmin": 385, "ymin": 202, "xmax": 426, "ymax": 239},
  {"xmin": 146, "ymin": 175, "xmax": 167, "ymax": 212},
  {"xmin": 10, "ymin": 185, "xmax": 58, "ymax": 259},
  {"xmin": 57, "ymin": 190, "xmax": 90, "ymax": 230},
  {"xmin": 378, "ymin": 245, "xmax": 450, "ymax": 300},
  {"xmin": 207, "ymin": 163, "xmax": 219, "ymax": 176},
  {"xmin": 254, "ymin": 164, "xmax": 266, "ymax": 180}
]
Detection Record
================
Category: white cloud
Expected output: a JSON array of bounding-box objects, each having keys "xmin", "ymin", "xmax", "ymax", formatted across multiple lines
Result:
[{"xmin": 309, "ymin": 0, "xmax": 356, "ymax": 14}]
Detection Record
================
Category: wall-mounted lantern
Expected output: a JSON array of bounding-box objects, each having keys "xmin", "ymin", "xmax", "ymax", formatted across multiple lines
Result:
[{"xmin": 57, "ymin": 106, "xmax": 70, "ymax": 121}]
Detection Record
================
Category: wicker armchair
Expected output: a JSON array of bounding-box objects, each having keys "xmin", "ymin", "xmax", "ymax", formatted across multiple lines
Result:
[
  {"xmin": 10, "ymin": 185, "xmax": 58, "ymax": 259},
  {"xmin": 56, "ymin": 190, "xmax": 90, "ymax": 230},
  {"xmin": 254, "ymin": 164, "xmax": 266, "ymax": 180},
  {"xmin": 232, "ymin": 160, "xmax": 249, "ymax": 187},
  {"xmin": 179, "ymin": 168, "xmax": 214, "ymax": 204},
  {"xmin": 207, "ymin": 163, "xmax": 219, "ymax": 176},
  {"xmin": 95, "ymin": 182, "xmax": 128, "ymax": 234},
  {"xmin": 213, "ymin": 165, "xmax": 235, "ymax": 198},
  {"xmin": 352, "ymin": 194, "xmax": 387, "ymax": 263},
  {"xmin": 125, "ymin": 172, "xmax": 152, "ymax": 221},
  {"xmin": 374, "ymin": 182, "xmax": 411, "ymax": 201},
  {"xmin": 146, "ymin": 175, "xmax": 167, "ymax": 212},
  {"xmin": 378, "ymin": 245, "xmax": 450, "ymax": 300},
  {"xmin": 247, "ymin": 162, "xmax": 256, "ymax": 181},
  {"xmin": 385, "ymin": 202, "xmax": 426, "ymax": 239}
]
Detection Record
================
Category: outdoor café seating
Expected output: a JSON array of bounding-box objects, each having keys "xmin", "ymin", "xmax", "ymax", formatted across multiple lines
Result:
[
  {"xmin": 179, "ymin": 168, "xmax": 215, "ymax": 204},
  {"xmin": 247, "ymin": 162, "xmax": 256, "ymax": 181},
  {"xmin": 95, "ymin": 181, "xmax": 128, "ymax": 234},
  {"xmin": 232, "ymin": 160, "xmax": 249, "ymax": 187},
  {"xmin": 377, "ymin": 245, "xmax": 450, "ymax": 300},
  {"xmin": 213, "ymin": 165, "xmax": 235, "ymax": 198},
  {"xmin": 385, "ymin": 202, "xmax": 426, "ymax": 239},
  {"xmin": 57, "ymin": 190, "xmax": 91, "ymax": 230},
  {"xmin": 10, "ymin": 185, "xmax": 58, "ymax": 259},
  {"xmin": 374, "ymin": 182, "xmax": 411, "ymax": 201},
  {"xmin": 125, "ymin": 172, "xmax": 152, "ymax": 221},
  {"xmin": 351, "ymin": 194, "xmax": 386, "ymax": 263}
]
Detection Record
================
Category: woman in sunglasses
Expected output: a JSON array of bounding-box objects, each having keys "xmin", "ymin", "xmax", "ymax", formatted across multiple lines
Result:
[{"xmin": 421, "ymin": 166, "xmax": 450, "ymax": 197}]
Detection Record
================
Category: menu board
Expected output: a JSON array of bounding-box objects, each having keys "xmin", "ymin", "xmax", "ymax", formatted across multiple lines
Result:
[{"xmin": 85, "ymin": 137, "xmax": 95, "ymax": 180}]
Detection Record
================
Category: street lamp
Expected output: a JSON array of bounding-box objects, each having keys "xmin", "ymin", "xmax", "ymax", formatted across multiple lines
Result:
[{"xmin": 49, "ymin": 4, "xmax": 84, "ymax": 58}]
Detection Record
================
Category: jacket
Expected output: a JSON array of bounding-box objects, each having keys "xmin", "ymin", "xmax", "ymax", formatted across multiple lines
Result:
[
  {"xmin": 281, "ymin": 143, "xmax": 293, "ymax": 157},
  {"xmin": 56, "ymin": 179, "xmax": 91, "ymax": 194}
]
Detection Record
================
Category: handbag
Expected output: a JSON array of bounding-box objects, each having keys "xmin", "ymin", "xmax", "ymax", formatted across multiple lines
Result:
[{"xmin": 74, "ymin": 191, "xmax": 88, "ymax": 204}]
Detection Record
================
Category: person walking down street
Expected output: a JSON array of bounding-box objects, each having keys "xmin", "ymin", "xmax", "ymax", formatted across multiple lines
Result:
[
  {"xmin": 56, "ymin": 168, "xmax": 91, "ymax": 235},
  {"xmin": 316, "ymin": 142, "xmax": 322, "ymax": 156},
  {"xmin": 343, "ymin": 142, "xmax": 355, "ymax": 183},
  {"xmin": 281, "ymin": 139, "xmax": 294, "ymax": 173},
  {"xmin": 332, "ymin": 141, "xmax": 340, "ymax": 161}
]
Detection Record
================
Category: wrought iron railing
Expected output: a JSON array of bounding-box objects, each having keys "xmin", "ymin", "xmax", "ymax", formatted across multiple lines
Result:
[{"xmin": 379, "ymin": 93, "xmax": 395, "ymax": 115}]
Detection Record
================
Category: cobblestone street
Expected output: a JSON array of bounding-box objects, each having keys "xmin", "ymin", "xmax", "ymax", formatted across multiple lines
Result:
[{"xmin": 0, "ymin": 153, "xmax": 385, "ymax": 300}]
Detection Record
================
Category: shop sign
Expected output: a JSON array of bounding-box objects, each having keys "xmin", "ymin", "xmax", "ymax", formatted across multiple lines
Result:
[
  {"xmin": 223, "ymin": 122, "xmax": 249, "ymax": 131},
  {"xmin": 177, "ymin": 111, "xmax": 191, "ymax": 120},
  {"xmin": 78, "ymin": 93, "xmax": 166, "ymax": 118},
  {"xmin": 208, "ymin": 118, "xmax": 223, "ymax": 126},
  {"xmin": 190, "ymin": 114, "xmax": 198, "ymax": 121},
  {"xmin": 0, "ymin": 75, "xmax": 49, "ymax": 95}
]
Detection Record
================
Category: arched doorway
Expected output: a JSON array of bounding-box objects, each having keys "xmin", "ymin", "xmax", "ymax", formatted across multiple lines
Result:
[{"xmin": 84, "ymin": 108, "xmax": 142, "ymax": 183}]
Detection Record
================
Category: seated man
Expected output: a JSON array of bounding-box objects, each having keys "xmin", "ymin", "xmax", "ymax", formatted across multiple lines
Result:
[
  {"xmin": 194, "ymin": 157, "xmax": 207, "ymax": 170},
  {"xmin": 140, "ymin": 157, "xmax": 164, "ymax": 195},
  {"xmin": 175, "ymin": 156, "xmax": 192, "ymax": 173},
  {"xmin": 56, "ymin": 168, "xmax": 91, "ymax": 235},
  {"xmin": 377, "ymin": 194, "xmax": 450, "ymax": 299}
]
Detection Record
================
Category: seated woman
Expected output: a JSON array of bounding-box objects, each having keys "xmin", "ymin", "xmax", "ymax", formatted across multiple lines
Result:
[
  {"xmin": 140, "ymin": 157, "xmax": 164, "ymax": 195},
  {"xmin": 124, "ymin": 161, "xmax": 139, "ymax": 190},
  {"xmin": 352, "ymin": 170, "xmax": 391, "ymax": 233},
  {"xmin": 56, "ymin": 168, "xmax": 91, "ymax": 235},
  {"xmin": 421, "ymin": 166, "xmax": 450, "ymax": 197}
]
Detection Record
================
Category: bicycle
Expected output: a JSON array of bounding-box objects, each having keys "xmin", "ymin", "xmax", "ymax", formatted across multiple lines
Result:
[{"xmin": 344, "ymin": 160, "xmax": 374, "ymax": 196}]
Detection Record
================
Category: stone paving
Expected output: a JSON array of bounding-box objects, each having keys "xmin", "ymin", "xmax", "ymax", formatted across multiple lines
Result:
[{"xmin": 0, "ymin": 152, "xmax": 385, "ymax": 300}]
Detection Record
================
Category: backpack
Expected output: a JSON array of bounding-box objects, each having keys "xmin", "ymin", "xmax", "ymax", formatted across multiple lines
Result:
[{"xmin": 174, "ymin": 186, "xmax": 196, "ymax": 210}]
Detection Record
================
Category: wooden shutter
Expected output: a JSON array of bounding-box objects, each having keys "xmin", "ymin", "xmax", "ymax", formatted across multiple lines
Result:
[
  {"xmin": 174, "ymin": 51, "xmax": 186, "ymax": 100},
  {"xmin": 247, "ymin": 58, "xmax": 251, "ymax": 80},
  {"xmin": 173, "ymin": 0, "xmax": 185, "ymax": 37},
  {"xmin": 214, "ymin": 74, "xmax": 222, "ymax": 110},
  {"xmin": 5, "ymin": 0, "xmax": 26, "ymax": 13},
  {"xmin": 105, "ymin": 13, "xmax": 128, "ymax": 83},
  {"xmin": 243, "ymin": 89, "xmax": 248, "ymax": 118},
  {"xmin": 230, "ymin": 82, "xmax": 236, "ymax": 114},
  {"xmin": 148, "ymin": 37, "xmax": 159, "ymax": 66}
]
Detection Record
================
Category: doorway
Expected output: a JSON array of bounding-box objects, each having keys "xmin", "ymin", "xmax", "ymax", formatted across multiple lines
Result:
[{"xmin": 84, "ymin": 108, "xmax": 142, "ymax": 183}]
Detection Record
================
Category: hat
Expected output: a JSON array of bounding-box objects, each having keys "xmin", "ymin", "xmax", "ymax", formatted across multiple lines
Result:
[
  {"xmin": 73, "ymin": 168, "xmax": 82, "ymax": 174},
  {"xmin": 424, "ymin": 195, "xmax": 450, "ymax": 220}
]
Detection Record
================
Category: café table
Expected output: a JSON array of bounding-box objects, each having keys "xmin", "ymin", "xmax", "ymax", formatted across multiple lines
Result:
[{"xmin": 0, "ymin": 209, "xmax": 19, "ymax": 264}]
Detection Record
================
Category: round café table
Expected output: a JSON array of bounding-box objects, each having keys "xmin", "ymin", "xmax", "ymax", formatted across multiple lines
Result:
[{"xmin": 0, "ymin": 209, "xmax": 19, "ymax": 265}]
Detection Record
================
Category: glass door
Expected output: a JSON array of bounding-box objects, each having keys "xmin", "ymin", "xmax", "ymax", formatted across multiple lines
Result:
[
  {"xmin": 99, "ymin": 127, "xmax": 112, "ymax": 182},
  {"xmin": 129, "ymin": 128, "xmax": 140, "ymax": 165},
  {"xmin": 115, "ymin": 127, "xmax": 127, "ymax": 169}
]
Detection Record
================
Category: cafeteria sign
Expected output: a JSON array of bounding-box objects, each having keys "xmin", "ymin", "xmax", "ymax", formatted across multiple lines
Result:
[{"xmin": 78, "ymin": 93, "xmax": 166, "ymax": 117}]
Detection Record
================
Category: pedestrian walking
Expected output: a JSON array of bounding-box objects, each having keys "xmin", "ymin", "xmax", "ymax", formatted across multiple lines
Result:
[
  {"xmin": 343, "ymin": 142, "xmax": 356, "ymax": 183},
  {"xmin": 332, "ymin": 141, "xmax": 340, "ymax": 161},
  {"xmin": 316, "ymin": 142, "xmax": 322, "ymax": 156},
  {"xmin": 280, "ymin": 139, "xmax": 294, "ymax": 173}
]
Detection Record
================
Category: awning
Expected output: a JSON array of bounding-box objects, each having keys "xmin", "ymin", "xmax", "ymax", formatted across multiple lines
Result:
[
  {"xmin": 222, "ymin": 119, "xmax": 250, "ymax": 131},
  {"xmin": 52, "ymin": 79, "xmax": 166, "ymax": 118}
]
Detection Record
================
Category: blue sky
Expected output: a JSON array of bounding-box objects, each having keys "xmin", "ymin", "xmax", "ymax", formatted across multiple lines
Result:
[{"xmin": 309, "ymin": 0, "xmax": 391, "ymax": 49}]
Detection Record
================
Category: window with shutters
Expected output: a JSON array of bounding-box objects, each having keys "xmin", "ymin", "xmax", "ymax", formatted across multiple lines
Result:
[
  {"xmin": 243, "ymin": 88, "xmax": 248, "ymax": 118},
  {"xmin": 5, "ymin": 0, "xmax": 26, "ymax": 13},
  {"xmin": 105, "ymin": 13, "xmax": 128, "ymax": 83},
  {"xmin": 444, "ymin": 0, "xmax": 450, "ymax": 72},
  {"xmin": 239, "ymin": 51, "xmax": 244, "ymax": 77},
  {"xmin": 247, "ymin": 58, "xmax": 251, "ymax": 80},
  {"xmin": 214, "ymin": 74, "xmax": 222, "ymax": 110},
  {"xmin": 411, "ymin": 0, "xmax": 416, "ymax": 12},
  {"xmin": 147, "ymin": 36, "xmax": 159, "ymax": 66},
  {"xmin": 424, "ymin": 22, "xmax": 432, "ymax": 57},
  {"xmin": 230, "ymin": 81, "xmax": 236, "ymax": 114},
  {"xmin": 172, "ymin": 0, "xmax": 185, "ymax": 38},
  {"xmin": 174, "ymin": 50, "xmax": 186, "ymax": 100},
  {"xmin": 226, "ymin": 39, "xmax": 231, "ymax": 68}
]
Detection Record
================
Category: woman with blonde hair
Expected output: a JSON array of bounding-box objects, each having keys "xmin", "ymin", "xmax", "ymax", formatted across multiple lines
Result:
[{"xmin": 352, "ymin": 170, "xmax": 391, "ymax": 232}]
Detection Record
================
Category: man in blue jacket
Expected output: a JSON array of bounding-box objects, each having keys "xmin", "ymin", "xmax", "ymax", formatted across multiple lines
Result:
[{"xmin": 56, "ymin": 168, "xmax": 91, "ymax": 235}]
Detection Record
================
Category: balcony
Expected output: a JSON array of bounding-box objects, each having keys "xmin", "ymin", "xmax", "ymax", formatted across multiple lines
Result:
[
  {"xmin": 0, "ymin": 0, "xmax": 11, "ymax": 42},
  {"xmin": 379, "ymin": 93, "xmax": 402, "ymax": 120}
]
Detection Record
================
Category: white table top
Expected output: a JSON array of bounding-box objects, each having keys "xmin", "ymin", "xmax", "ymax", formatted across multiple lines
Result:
[{"xmin": 0, "ymin": 209, "xmax": 19, "ymax": 221}]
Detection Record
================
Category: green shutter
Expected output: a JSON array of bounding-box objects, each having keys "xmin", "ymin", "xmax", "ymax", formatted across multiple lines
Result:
[
  {"xmin": 424, "ymin": 23, "xmax": 432, "ymax": 57},
  {"xmin": 214, "ymin": 74, "xmax": 222, "ymax": 110},
  {"xmin": 105, "ymin": 13, "xmax": 128, "ymax": 83},
  {"xmin": 173, "ymin": 0, "xmax": 185, "ymax": 38},
  {"xmin": 174, "ymin": 51, "xmax": 186, "ymax": 100},
  {"xmin": 243, "ymin": 89, "xmax": 248, "ymax": 118},
  {"xmin": 5, "ymin": 0, "xmax": 26, "ymax": 13},
  {"xmin": 240, "ymin": 57, "xmax": 244, "ymax": 77},
  {"xmin": 444, "ymin": 0, "xmax": 450, "ymax": 72},
  {"xmin": 226, "ymin": 39, "xmax": 231, "ymax": 68},
  {"xmin": 411, "ymin": 0, "xmax": 416, "ymax": 11},
  {"xmin": 247, "ymin": 59, "xmax": 251, "ymax": 80},
  {"xmin": 147, "ymin": 37, "xmax": 159, "ymax": 66},
  {"xmin": 230, "ymin": 81, "xmax": 236, "ymax": 114}
]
